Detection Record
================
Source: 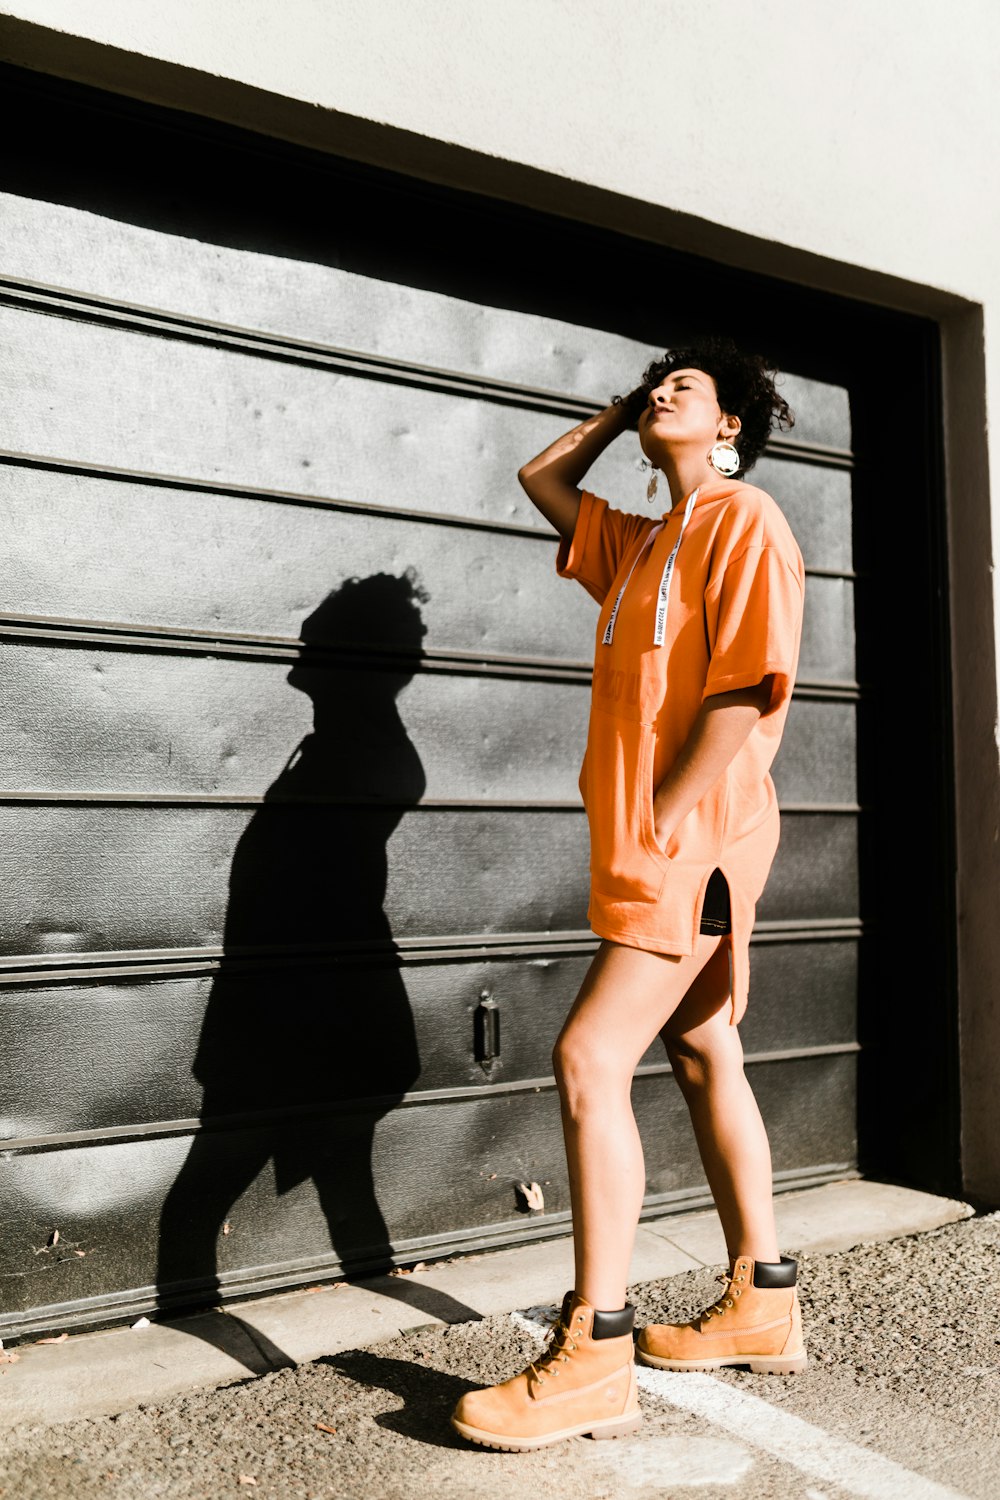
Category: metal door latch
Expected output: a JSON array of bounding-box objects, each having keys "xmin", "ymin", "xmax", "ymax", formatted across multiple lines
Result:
[{"xmin": 474, "ymin": 993, "xmax": 500, "ymax": 1066}]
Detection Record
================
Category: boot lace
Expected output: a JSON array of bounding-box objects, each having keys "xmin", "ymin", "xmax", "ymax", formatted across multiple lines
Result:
[
  {"xmin": 527, "ymin": 1311, "xmax": 580, "ymax": 1385},
  {"xmin": 699, "ymin": 1270, "xmax": 738, "ymax": 1321}
]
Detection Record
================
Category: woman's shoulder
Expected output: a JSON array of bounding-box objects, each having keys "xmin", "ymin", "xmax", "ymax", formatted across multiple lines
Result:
[
  {"xmin": 716, "ymin": 480, "xmax": 801, "ymax": 562},
  {"xmin": 716, "ymin": 478, "xmax": 778, "ymax": 522}
]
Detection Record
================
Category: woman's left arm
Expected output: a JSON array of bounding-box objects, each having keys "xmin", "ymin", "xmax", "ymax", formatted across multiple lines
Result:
[{"xmin": 652, "ymin": 679, "xmax": 773, "ymax": 850}]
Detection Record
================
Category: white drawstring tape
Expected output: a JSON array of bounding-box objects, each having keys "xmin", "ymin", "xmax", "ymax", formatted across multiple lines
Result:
[
  {"xmin": 602, "ymin": 486, "xmax": 700, "ymax": 647},
  {"xmin": 602, "ymin": 523, "xmax": 662, "ymax": 645},
  {"xmin": 653, "ymin": 484, "xmax": 699, "ymax": 645}
]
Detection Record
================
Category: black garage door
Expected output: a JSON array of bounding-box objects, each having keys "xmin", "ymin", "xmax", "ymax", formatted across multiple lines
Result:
[{"xmin": 0, "ymin": 65, "xmax": 958, "ymax": 1338}]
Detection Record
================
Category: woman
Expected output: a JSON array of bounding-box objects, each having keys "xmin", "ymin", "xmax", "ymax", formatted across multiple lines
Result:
[{"xmin": 451, "ymin": 335, "xmax": 807, "ymax": 1452}]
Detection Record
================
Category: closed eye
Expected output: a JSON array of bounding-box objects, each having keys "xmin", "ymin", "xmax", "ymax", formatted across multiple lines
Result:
[{"xmin": 648, "ymin": 383, "xmax": 691, "ymax": 406}]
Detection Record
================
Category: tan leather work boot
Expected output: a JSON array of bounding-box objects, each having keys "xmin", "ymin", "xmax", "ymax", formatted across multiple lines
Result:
[
  {"xmin": 636, "ymin": 1253, "xmax": 807, "ymax": 1375},
  {"xmin": 450, "ymin": 1291, "xmax": 641, "ymax": 1451}
]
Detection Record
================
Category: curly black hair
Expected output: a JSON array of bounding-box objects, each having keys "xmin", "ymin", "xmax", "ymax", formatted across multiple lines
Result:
[{"xmin": 611, "ymin": 334, "xmax": 794, "ymax": 476}]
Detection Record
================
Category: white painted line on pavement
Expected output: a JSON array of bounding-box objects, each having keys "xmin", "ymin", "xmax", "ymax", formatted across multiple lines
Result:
[
  {"xmin": 512, "ymin": 1310, "xmax": 967, "ymax": 1500},
  {"xmin": 637, "ymin": 1368, "xmax": 966, "ymax": 1500}
]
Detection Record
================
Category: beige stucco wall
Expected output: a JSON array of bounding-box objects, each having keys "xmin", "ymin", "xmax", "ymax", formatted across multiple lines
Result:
[
  {"xmin": 2, "ymin": 1, "xmax": 997, "ymax": 301},
  {"xmin": 2, "ymin": 0, "xmax": 998, "ymax": 1199}
]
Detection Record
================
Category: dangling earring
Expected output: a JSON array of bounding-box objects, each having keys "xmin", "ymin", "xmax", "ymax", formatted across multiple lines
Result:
[
  {"xmin": 646, "ymin": 467, "xmax": 659, "ymax": 503},
  {"xmin": 708, "ymin": 439, "xmax": 740, "ymax": 477}
]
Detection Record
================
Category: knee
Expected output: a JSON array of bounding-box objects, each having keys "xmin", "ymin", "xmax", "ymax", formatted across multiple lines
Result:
[
  {"xmin": 552, "ymin": 1031, "xmax": 627, "ymax": 1120},
  {"xmin": 664, "ymin": 1032, "xmax": 743, "ymax": 1094},
  {"xmin": 551, "ymin": 1031, "xmax": 586, "ymax": 1107},
  {"xmin": 664, "ymin": 1038, "xmax": 704, "ymax": 1094}
]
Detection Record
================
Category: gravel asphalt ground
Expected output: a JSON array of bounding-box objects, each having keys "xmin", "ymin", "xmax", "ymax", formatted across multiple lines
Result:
[{"xmin": 2, "ymin": 1209, "xmax": 997, "ymax": 1500}]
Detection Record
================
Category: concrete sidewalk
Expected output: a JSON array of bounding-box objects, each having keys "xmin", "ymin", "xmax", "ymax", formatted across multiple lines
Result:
[{"xmin": 0, "ymin": 1177, "xmax": 974, "ymax": 1429}]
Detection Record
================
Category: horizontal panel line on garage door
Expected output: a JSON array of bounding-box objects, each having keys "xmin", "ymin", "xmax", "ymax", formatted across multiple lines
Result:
[
  {"xmin": 0, "ymin": 793, "xmax": 864, "ymax": 812},
  {"xmin": 1, "ymin": 1043, "xmax": 861, "ymax": 1155},
  {"xmin": 0, "ymin": 281, "xmax": 854, "ymax": 472},
  {"xmin": 0, "ymin": 452, "xmax": 862, "ymax": 581},
  {"xmin": 0, "ymin": 606, "xmax": 599, "ymax": 680},
  {"xmin": 0, "ymin": 611, "xmax": 866, "ymax": 699},
  {"xmin": 0, "ymin": 919, "xmax": 865, "ymax": 985}
]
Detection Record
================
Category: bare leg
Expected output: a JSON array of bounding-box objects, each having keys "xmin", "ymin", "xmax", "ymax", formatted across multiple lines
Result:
[
  {"xmin": 660, "ymin": 938, "xmax": 780, "ymax": 1263},
  {"xmin": 552, "ymin": 932, "xmax": 727, "ymax": 1310}
]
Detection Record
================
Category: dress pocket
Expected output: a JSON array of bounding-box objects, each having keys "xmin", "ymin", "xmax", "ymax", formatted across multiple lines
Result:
[
  {"xmin": 585, "ymin": 711, "xmax": 670, "ymax": 903},
  {"xmin": 639, "ymin": 723, "xmax": 672, "ymax": 872}
]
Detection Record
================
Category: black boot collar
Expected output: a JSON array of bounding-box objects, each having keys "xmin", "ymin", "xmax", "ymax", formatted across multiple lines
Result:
[
  {"xmin": 591, "ymin": 1303, "xmax": 636, "ymax": 1340},
  {"xmin": 750, "ymin": 1254, "xmax": 798, "ymax": 1289}
]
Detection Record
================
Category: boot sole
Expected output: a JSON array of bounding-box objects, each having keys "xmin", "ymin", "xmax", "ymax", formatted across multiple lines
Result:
[
  {"xmin": 450, "ymin": 1410, "xmax": 642, "ymax": 1452},
  {"xmin": 636, "ymin": 1347, "xmax": 808, "ymax": 1375}
]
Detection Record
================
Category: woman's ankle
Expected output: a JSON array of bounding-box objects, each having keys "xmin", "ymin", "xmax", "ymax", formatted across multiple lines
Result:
[{"xmin": 575, "ymin": 1285, "xmax": 629, "ymax": 1311}]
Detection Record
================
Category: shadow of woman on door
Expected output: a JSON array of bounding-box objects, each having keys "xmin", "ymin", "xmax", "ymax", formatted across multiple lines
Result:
[{"xmin": 155, "ymin": 570, "xmax": 479, "ymax": 1367}]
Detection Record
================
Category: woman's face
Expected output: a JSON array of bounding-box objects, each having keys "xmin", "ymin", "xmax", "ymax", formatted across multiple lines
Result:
[{"xmin": 638, "ymin": 366, "xmax": 740, "ymax": 466}]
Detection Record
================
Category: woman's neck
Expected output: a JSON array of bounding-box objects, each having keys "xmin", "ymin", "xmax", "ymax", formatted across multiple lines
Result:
[{"xmin": 658, "ymin": 452, "xmax": 721, "ymax": 512}]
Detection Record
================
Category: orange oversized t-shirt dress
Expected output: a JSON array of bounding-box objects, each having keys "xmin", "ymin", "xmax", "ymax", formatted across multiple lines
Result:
[{"xmin": 555, "ymin": 477, "xmax": 806, "ymax": 1027}]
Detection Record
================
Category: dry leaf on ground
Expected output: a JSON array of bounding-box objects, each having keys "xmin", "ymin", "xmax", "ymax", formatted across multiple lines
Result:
[
  {"xmin": 389, "ymin": 1260, "xmax": 429, "ymax": 1277},
  {"xmin": 517, "ymin": 1181, "xmax": 545, "ymax": 1211}
]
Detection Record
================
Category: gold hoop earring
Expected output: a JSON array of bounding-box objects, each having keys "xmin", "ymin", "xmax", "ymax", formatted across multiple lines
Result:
[{"xmin": 708, "ymin": 440, "xmax": 740, "ymax": 477}]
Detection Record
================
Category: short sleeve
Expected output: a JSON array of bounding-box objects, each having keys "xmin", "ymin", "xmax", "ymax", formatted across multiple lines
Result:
[
  {"xmin": 703, "ymin": 545, "xmax": 805, "ymax": 717},
  {"xmin": 555, "ymin": 490, "xmax": 659, "ymax": 607}
]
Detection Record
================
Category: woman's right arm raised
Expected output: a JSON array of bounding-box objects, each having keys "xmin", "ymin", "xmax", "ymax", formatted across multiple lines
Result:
[{"xmin": 517, "ymin": 397, "xmax": 640, "ymax": 543}]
